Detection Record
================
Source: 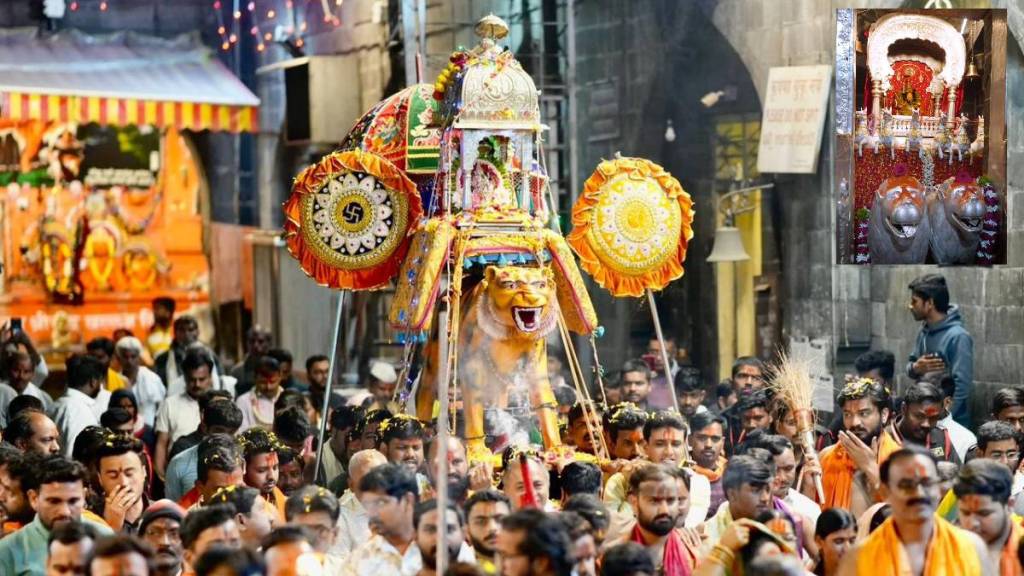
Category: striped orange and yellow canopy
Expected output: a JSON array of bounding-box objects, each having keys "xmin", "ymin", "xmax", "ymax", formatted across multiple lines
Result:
[
  {"xmin": 2, "ymin": 92, "xmax": 257, "ymax": 133},
  {"xmin": 0, "ymin": 30, "xmax": 259, "ymax": 133}
]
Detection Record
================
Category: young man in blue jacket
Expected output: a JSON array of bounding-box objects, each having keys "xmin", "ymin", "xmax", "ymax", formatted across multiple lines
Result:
[{"xmin": 906, "ymin": 274, "xmax": 974, "ymax": 428}]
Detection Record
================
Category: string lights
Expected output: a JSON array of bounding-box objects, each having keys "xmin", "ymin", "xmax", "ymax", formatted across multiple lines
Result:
[
  {"xmin": 63, "ymin": 1, "xmax": 346, "ymax": 53},
  {"xmin": 210, "ymin": 0, "xmax": 344, "ymax": 53}
]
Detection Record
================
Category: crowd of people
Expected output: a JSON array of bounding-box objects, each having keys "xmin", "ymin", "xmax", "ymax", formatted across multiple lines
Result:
[{"xmin": 0, "ymin": 274, "xmax": 1016, "ymax": 576}]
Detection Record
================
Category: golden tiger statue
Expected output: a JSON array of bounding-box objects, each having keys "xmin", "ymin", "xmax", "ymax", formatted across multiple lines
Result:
[{"xmin": 416, "ymin": 264, "xmax": 561, "ymax": 461}]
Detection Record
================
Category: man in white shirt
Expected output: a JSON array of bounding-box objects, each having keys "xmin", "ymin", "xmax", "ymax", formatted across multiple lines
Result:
[
  {"xmin": 91, "ymin": 388, "xmax": 112, "ymax": 421},
  {"xmin": 1, "ymin": 328, "xmax": 50, "ymax": 388},
  {"xmin": 334, "ymin": 449, "xmax": 388, "ymax": 557},
  {"xmin": 155, "ymin": 317, "xmax": 234, "ymax": 398},
  {"xmin": 51, "ymin": 354, "xmax": 106, "ymax": 457},
  {"xmin": 344, "ymin": 463, "xmax": 420, "ymax": 575},
  {"xmin": 932, "ymin": 373, "xmax": 977, "ymax": 462},
  {"xmin": 154, "ymin": 316, "xmax": 200, "ymax": 396},
  {"xmin": 154, "ymin": 348, "xmax": 216, "ymax": 481},
  {"xmin": 115, "ymin": 336, "xmax": 166, "ymax": 427},
  {"xmin": 0, "ymin": 351, "xmax": 54, "ymax": 427},
  {"xmin": 412, "ymin": 500, "xmax": 476, "ymax": 576},
  {"xmin": 235, "ymin": 356, "xmax": 282, "ymax": 433}
]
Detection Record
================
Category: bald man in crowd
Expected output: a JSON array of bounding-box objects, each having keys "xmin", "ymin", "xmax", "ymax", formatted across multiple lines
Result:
[{"xmin": 334, "ymin": 449, "xmax": 388, "ymax": 557}]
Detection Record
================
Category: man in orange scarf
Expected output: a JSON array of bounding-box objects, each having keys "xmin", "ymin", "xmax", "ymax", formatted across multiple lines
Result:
[
  {"xmin": 954, "ymin": 459, "xmax": 1022, "ymax": 575},
  {"xmin": 607, "ymin": 463, "xmax": 699, "ymax": 576},
  {"xmin": 837, "ymin": 446, "xmax": 990, "ymax": 576},
  {"xmin": 812, "ymin": 377, "xmax": 900, "ymax": 517},
  {"xmin": 689, "ymin": 412, "xmax": 727, "ymax": 520}
]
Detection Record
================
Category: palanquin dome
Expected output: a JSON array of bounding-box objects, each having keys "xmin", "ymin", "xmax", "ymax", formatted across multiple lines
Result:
[{"xmin": 434, "ymin": 15, "xmax": 542, "ymax": 131}]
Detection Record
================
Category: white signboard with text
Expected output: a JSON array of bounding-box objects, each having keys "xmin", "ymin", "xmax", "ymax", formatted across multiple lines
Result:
[{"xmin": 757, "ymin": 65, "xmax": 832, "ymax": 174}]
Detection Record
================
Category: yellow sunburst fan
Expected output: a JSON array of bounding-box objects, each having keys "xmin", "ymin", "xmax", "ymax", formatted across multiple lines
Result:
[{"xmin": 567, "ymin": 156, "xmax": 694, "ymax": 297}]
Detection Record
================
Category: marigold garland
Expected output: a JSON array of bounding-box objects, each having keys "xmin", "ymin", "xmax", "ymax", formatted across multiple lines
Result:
[{"xmin": 977, "ymin": 177, "xmax": 999, "ymax": 265}]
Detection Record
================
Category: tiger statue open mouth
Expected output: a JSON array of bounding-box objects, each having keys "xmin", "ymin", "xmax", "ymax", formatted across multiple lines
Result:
[
  {"xmin": 868, "ymin": 173, "xmax": 931, "ymax": 264},
  {"xmin": 477, "ymin": 265, "xmax": 558, "ymax": 341},
  {"xmin": 929, "ymin": 175, "xmax": 985, "ymax": 264},
  {"xmin": 512, "ymin": 306, "xmax": 545, "ymax": 332}
]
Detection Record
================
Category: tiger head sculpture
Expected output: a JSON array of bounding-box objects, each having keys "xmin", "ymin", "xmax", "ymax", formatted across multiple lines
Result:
[
  {"xmin": 477, "ymin": 264, "xmax": 558, "ymax": 341},
  {"xmin": 868, "ymin": 170, "xmax": 931, "ymax": 264},
  {"xmin": 928, "ymin": 174, "xmax": 985, "ymax": 264}
]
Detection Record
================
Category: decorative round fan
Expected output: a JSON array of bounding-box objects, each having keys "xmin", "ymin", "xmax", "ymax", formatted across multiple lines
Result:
[
  {"xmin": 567, "ymin": 157, "xmax": 694, "ymax": 297},
  {"xmin": 283, "ymin": 149, "xmax": 423, "ymax": 290}
]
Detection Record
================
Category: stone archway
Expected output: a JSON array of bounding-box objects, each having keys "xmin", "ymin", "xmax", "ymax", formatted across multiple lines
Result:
[{"xmin": 574, "ymin": 0, "xmax": 764, "ymax": 385}]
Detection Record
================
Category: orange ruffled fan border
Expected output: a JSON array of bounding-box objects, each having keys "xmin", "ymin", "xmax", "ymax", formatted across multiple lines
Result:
[
  {"xmin": 567, "ymin": 157, "xmax": 695, "ymax": 298},
  {"xmin": 282, "ymin": 149, "xmax": 424, "ymax": 291}
]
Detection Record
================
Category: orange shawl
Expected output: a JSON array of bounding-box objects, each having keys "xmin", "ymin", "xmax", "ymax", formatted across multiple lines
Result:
[
  {"xmin": 819, "ymin": 430, "xmax": 900, "ymax": 509},
  {"xmin": 267, "ymin": 486, "xmax": 287, "ymax": 522},
  {"xmin": 856, "ymin": 516, "xmax": 980, "ymax": 576},
  {"xmin": 1001, "ymin": 519, "xmax": 1024, "ymax": 576},
  {"xmin": 694, "ymin": 455, "xmax": 728, "ymax": 483}
]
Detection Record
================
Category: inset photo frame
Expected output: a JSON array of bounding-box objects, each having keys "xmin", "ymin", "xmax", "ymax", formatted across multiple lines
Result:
[{"xmin": 834, "ymin": 8, "xmax": 1007, "ymax": 266}]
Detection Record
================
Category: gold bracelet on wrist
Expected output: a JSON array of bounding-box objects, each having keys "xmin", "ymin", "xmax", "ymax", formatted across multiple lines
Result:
[
  {"xmin": 706, "ymin": 544, "xmax": 735, "ymax": 568},
  {"xmin": 706, "ymin": 554, "xmax": 730, "ymax": 569},
  {"xmin": 712, "ymin": 544, "xmax": 736, "ymax": 559}
]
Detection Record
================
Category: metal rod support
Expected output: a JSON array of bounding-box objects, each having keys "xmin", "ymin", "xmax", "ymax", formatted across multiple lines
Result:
[
  {"xmin": 646, "ymin": 289, "xmax": 689, "ymax": 463},
  {"xmin": 314, "ymin": 290, "xmax": 346, "ymax": 484},
  {"xmin": 435, "ymin": 288, "xmax": 451, "ymax": 576},
  {"xmin": 646, "ymin": 289, "xmax": 679, "ymax": 413}
]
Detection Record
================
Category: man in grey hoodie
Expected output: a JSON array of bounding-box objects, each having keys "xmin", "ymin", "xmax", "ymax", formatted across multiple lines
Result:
[{"xmin": 906, "ymin": 274, "xmax": 974, "ymax": 428}]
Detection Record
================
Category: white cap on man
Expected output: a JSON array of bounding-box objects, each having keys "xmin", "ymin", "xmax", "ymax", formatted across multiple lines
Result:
[{"xmin": 369, "ymin": 360, "xmax": 397, "ymax": 384}]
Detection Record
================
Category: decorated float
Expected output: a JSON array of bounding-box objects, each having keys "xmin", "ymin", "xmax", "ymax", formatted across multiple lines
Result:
[{"xmin": 283, "ymin": 15, "xmax": 695, "ymax": 465}]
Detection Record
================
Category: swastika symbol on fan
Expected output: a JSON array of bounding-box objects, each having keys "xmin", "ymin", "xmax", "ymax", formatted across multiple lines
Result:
[{"xmin": 342, "ymin": 202, "xmax": 365, "ymax": 224}]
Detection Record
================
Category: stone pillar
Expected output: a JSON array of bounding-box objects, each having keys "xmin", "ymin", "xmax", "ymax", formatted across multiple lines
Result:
[
  {"xmin": 871, "ymin": 79, "xmax": 882, "ymax": 132},
  {"xmin": 948, "ymin": 88, "xmax": 957, "ymax": 127}
]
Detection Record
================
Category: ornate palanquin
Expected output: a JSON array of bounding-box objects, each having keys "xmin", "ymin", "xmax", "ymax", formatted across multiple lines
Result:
[{"xmin": 284, "ymin": 16, "xmax": 693, "ymax": 462}]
